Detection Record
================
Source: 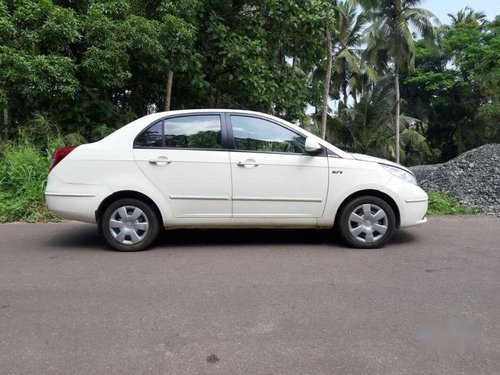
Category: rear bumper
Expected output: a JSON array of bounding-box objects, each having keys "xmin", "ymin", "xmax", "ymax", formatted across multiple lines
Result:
[
  {"xmin": 45, "ymin": 173, "xmax": 109, "ymax": 223},
  {"xmin": 45, "ymin": 193, "xmax": 101, "ymax": 223}
]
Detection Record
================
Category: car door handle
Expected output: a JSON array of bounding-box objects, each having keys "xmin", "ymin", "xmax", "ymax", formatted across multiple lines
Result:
[
  {"xmin": 148, "ymin": 156, "xmax": 171, "ymax": 165},
  {"xmin": 237, "ymin": 159, "xmax": 259, "ymax": 168}
]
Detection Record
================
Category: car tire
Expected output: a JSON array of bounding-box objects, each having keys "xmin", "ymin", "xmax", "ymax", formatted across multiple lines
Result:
[
  {"xmin": 337, "ymin": 196, "xmax": 395, "ymax": 249},
  {"xmin": 100, "ymin": 198, "xmax": 160, "ymax": 251}
]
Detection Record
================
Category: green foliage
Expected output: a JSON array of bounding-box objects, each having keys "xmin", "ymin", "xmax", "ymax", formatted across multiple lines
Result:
[
  {"xmin": 0, "ymin": 142, "xmax": 57, "ymax": 222},
  {"xmin": 328, "ymin": 80, "xmax": 436, "ymax": 165},
  {"xmin": 359, "ymin": 0, "xmax": 438, "ymax": 74},
  {"xmin": 0, "ymin": 113, "xmax": 84, "ymax": 222},
  {"xmin": 402, "ymin": 16, "xmax": 500, "ymax": 161},
  {"xmin": 427, "ymin": 192, "xmax": 478, "ymax": 216}
]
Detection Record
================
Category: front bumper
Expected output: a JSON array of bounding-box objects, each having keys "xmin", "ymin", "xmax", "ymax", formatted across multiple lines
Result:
[{"xmin": 399, "ymin": 197, "xmax": 428, "ymax": 228}]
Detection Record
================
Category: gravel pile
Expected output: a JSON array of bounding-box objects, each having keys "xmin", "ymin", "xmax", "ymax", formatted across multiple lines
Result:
[{"xmin": 409, "ymin": 144, "xmax": 500, "ymax": 215}]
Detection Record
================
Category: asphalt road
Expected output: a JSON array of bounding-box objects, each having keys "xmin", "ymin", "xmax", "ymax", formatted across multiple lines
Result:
[{"xmin": 0, "ymin": 216, "xmax": 499, "ymax": 375}]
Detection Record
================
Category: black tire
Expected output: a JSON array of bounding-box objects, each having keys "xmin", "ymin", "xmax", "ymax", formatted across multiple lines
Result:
[
  {"xmin": 100, "ymin": 198, "xmax": 160, "ymax": 251},
  {"xmin": 337, "ymin": 196, "xmax": 396, "ymax": 249}
]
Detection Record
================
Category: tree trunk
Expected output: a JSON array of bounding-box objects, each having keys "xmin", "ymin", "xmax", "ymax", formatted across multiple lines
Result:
[
  {"xmin": 394, "ymin": 66, "xmax": 401, "ymax": 164},
  {"xmin": 163, "ymin": 70, "xmax": 174, "ymax": 112},
  {"xmin": 343, "ymin": 81, "xmax": 348, "ymax": 109},
  {"xmin": 321, "ymin": 27, "xmax": 333, "ymax": 140}
]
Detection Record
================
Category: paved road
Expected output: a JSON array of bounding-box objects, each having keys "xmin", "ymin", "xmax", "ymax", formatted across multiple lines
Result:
[{"xmin": 0, "ymin": 216, "xmax": 499, "ymax": 375}]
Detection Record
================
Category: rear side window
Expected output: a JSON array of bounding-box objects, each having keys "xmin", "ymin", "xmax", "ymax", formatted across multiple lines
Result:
[
  {"xmin": 134, "ymin": 121, "xmax": 163, "ymax": 147},
  {"xmin": 164, "ymin": 115, "xmax": 221, "ymax": 149},
  {"xmin": 134, "ymin": 115, "xmax": 222, "ymax": 149}
]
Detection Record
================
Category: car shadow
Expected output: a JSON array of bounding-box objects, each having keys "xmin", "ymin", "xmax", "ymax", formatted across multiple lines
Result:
[
  {"xmin": 157, "ymin": 227, "xmax": 416, "ymax": 249},
  {"xmin": 157, "ymin": 228, "xmax": 337, "ymax": 247},
  {"xmin": 47, "ymin": 223, "xmax": 416, "ymax": 251},
  {"xmin": 388, "ymin": 229, "xmax": 416, "ymax": 245},
  {"xmin": 47, "ymin": 224, "xmax": 104, "ymax": 250}
]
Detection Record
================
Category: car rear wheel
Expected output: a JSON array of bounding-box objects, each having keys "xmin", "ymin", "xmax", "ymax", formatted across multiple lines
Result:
[
  {"xmin": 337, "ymin": 196, "xmax": 395, "ymax": 249},
  {"xmin": 101, "ymin": 198, "xmax": 160, "ymax": 251}
]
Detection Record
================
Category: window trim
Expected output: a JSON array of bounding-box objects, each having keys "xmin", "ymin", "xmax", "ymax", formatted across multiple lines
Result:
[
  {"xmin": 132, "ymin": 111, "xmax": 328, "ymax": 157},
  {"xmin": 225, "ymin": 113, "xmax": 326, "ymax": 157},
  {"xmin": 133, "ymin": 113, "xmax": 230, "ymax": 151}
]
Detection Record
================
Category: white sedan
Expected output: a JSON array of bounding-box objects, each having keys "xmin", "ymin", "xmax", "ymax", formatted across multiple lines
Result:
[{"xmin": 45, "ymin": 109, "xmax": 428, "ymax": 251}]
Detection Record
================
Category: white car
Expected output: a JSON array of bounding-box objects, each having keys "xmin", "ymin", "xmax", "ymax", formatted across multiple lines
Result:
[{"xmin": 45, "ymin": 109, "xmax": 428, "ymax": 251}]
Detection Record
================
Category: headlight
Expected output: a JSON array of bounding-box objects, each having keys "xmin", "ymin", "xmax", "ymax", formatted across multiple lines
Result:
[{"xmin": 381, "ymin": 164, "xmax": 417, "ymax": 185}]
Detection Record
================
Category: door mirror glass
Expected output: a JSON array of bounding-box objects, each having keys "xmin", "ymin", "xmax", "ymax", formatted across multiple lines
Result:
[{"xmin": 305, "ymin": 137, "xmax": 322, "ymax": 154}]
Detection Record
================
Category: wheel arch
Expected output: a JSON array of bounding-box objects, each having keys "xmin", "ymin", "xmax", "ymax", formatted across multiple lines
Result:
[
  {"xmin": 334, "ymin": 189, "xmax": 401, "ymax": 229},
  {"xmin": 96, "ymin": 190, "xmax": 164, "ymax": 226}
]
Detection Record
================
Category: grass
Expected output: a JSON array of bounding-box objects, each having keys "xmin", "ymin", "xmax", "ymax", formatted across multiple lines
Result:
[
  {"xmin": 427, "ymin": 191, "xmax": 478, "ymax": 216},
  {"xmin": 0, "ymin": 142, "xmax": 59, "ymax": 222}
]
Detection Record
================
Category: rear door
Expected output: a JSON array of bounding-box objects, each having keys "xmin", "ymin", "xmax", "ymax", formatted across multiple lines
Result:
[
  {"xmin": 227, "ymin": 114, "xmax": 329, "ymax": 218},
  {"xmin": 133, "ymin": 114, "xmax": 232, "ymax": 218}
]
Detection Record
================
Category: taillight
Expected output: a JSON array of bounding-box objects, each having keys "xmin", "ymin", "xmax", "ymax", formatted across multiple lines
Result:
[{"xmin": 49, "ymin": 146, "xmax": 77, "ymax": 171}]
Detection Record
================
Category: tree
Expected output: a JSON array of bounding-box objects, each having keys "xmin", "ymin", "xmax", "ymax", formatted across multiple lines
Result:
[
  {"xmin": 335, "ymin": 80, "xmax": 434, "ymax": 165},
  {"xmin": 319, "ymin": 0, "xmax": 343, "ymax": 140},
  {"xmin": 355, "ymin": 0, "xmax": 437, "ymax": 163},
  {"xmin": 0, "ymin": 0, "xmax": 79, "ymax": 137},
  {"xmin": 187, "ymin": 0, "xmax": 324, "ymax": 122},
  {"xmin": 331, "ymin": 1, "xmax": 368, "ymax": 110},
  {"xmin": 340, "ymin": 82, "xmax": 396, "ymax": 154},
  {"xmin": 321, "ymin": 21, "xmax": 333, "ymax": 139},
  {"xmin": 154, "ymin": 0, "xmax": 201, "ymax": 112},
  {"xmin": 448, "ymin": 7, "xmax": 487, "ymax": 26},
  {"xmin": 402, "ymin": 13, "xmax": 500, "ymax": 160}
]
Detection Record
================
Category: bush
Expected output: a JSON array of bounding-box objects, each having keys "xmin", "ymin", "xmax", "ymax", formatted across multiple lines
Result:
[
  {"xmin": 0, "ymin": 142, "xmax": 58, "ymax": 222},
  {"xmin": 0, "ymin": 113, "xmax": 88, "ymax": 222},
  {"xmin": 427, "ymin": 192, "xmax": 478, "ymax": 216}
]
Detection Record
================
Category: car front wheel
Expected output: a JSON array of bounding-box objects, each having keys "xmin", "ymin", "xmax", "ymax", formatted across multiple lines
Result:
[
  {"xmin": 101, "ymin": 198, "xmax": 160, "ymax": 251},
  {"xmin": 337, "ymin": 196, "xmax": 396, "ymax": 249}
]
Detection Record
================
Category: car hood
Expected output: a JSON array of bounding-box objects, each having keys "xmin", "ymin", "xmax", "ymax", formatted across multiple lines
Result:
[{"xmin": 351, "ymin": 153, "xmax": 413, "ymax": 174}]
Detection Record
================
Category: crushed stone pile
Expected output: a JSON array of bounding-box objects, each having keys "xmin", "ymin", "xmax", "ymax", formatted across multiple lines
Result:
[{"xmin": 409, "ymin": 144, "xmax": 500, "ymax": 215}]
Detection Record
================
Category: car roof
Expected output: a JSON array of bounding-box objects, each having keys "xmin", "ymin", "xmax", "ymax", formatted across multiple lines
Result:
[{"xmin": 148, "ymin": 108, "xmax": 283, "ymax": 120}]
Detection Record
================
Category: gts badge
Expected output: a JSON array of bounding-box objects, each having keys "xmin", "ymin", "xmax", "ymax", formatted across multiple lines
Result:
[{"xmin": 331, "ymin": 170, "xmax": 343, "ymax": 174}]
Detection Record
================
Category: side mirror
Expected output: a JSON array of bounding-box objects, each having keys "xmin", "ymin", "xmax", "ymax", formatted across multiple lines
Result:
[{"xmin": 305, "ymin": 136, "xmax": 322, "ymax": 155}]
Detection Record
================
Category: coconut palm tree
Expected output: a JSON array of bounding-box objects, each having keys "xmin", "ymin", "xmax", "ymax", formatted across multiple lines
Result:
[
  {"xmin": 331, "ymin": 2, "xmax": 371, "ymax": 111},
  {"xmin": 339, "ymin": 81, "xmax": 413, "ymax": 155},
  {"xmin": 320, "ymin": 1, "xmax": 342, "ymax": 140},
  {"xmin": 354, "ymin": 0, "xmax": 437, "ymax": 163},
  {"xmin": 339, "ymin": 80, "xmax": 434, "ymax": 164},
  {"xmin": 320, "ymin": 18, "xmax": 334, "ymax": 140},
  {"xmin": 448, "ymin": 7, "xmax": 487, "ymax": 26}
]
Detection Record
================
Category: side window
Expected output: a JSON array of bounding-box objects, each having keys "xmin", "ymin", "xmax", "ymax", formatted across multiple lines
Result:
[
  {"xmin": 164, "ymin": 115, "xmax": 222, "ymax": 149},
  {"xmin": 134, "ymin": 115, "xmax": 222, "ymax": 149},
  {"xmin": 231, "ymin": 116, "xmax": 306, "ymax": 153},
  {"xmin": 134, "ymin": 121, "xmax": 163, "ymax": 147}
]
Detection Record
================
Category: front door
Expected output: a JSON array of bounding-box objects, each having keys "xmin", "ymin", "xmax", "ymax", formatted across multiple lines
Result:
[
  {"xmin": 133, "ymin": 114, "xmax": 232, "ymax": 218},
  {"xmin": 228, "ymin": 115, "xmax": 329, "ymax": 218}
]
